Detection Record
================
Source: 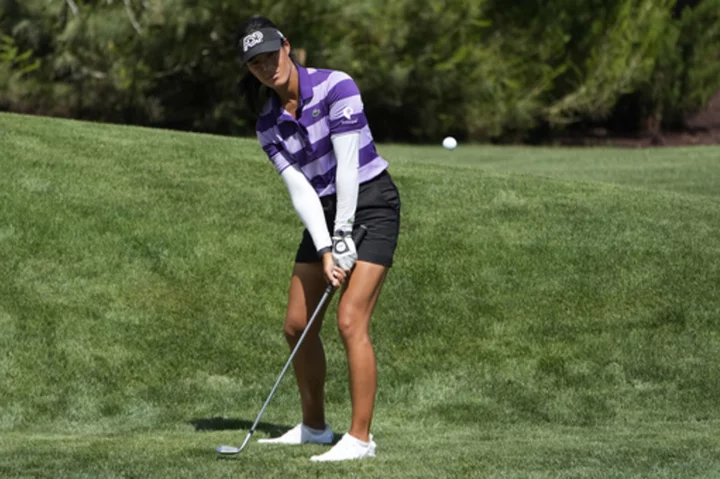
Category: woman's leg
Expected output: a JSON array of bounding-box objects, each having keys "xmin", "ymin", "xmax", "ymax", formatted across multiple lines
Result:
[
  {"xmin": 284, "ymin": 262, "xmax": 334, "ymax": 430},
  {"xmin": 336, "ymin": 260, "xmax": 389, "ymax": 442}
]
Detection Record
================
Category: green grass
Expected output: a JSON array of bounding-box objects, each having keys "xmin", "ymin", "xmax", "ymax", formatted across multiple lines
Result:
[{"xmin": 1, "ymin": 111, "xmax": 720, "ymax": 477}]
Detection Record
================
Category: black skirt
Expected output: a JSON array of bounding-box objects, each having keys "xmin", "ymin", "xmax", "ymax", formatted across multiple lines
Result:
[{"xmin": 295, "ymin": 170, "xmax": 401, "ymax": 267}]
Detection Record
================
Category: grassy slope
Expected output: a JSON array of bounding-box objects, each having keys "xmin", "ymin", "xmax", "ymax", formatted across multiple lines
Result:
[{"xmin": 1, "ymin": 112, "xmax": 720, "ymax": 477}]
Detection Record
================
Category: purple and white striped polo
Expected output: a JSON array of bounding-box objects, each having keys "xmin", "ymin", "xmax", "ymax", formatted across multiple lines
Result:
[{"xmin": 256, "ymin": 65, "xmax": 388, "ymax": 197}]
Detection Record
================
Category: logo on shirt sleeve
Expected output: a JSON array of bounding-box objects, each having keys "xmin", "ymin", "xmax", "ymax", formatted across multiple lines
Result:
[{"xmin": 340, "ymin": 106, "xmax": 359, "ymax": 126}]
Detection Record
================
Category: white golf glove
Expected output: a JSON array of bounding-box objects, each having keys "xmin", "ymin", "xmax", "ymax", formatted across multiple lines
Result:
[{"xmin": 332, "ymin": 229, "xmax": 357, "ymax": 271}]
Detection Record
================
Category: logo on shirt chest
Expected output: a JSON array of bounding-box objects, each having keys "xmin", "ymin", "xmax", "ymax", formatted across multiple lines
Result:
[{"xmin": 312, "ymin": 108, "xmax": 320, "ymax": 118}]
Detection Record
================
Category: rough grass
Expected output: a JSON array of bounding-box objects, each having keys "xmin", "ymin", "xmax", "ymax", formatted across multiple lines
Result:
[{"xmin": 1, "ymin": 112, "xmax": 720, "ymax": 477}]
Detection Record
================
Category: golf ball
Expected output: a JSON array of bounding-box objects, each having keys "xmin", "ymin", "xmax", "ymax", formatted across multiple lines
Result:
[{"xmin": 442, "ymin": 136, "xmax": 457, "ymax": 150}]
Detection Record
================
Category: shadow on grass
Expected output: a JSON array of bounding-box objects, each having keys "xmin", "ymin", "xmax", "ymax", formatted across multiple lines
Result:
[
  {"xmin": 190, "ymin": 417, "xmax": 292, "ymax": 438},
  {"xmin": 190, "ymin": 417, "xmax": 344, "ymax": 446}
]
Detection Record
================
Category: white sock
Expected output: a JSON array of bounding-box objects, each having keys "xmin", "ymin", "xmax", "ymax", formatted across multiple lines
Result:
[
  {"xmin": 346, "ymin": 434, "xmax": 369, "ymax": 446},
  {"xmin": 305, "ymin": 425, "xmax": 328, "ymax": 435}
]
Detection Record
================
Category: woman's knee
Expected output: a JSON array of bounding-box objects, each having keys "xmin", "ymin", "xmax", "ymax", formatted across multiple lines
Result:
[
  {"xmin": 284, "ymin": 307, "xmax": 327, "ymax": 344},
  {"xmin": 284, "ymin": 313, "xmax": 313, "ymax": 342},
  {"xmin": 337, "ymin": 301, "xmax": 369, "ymax": 341},
  {"xmin": 283, "ymin": 317, "xmax": 301, "ymax": 340},
  {"xmin": 284, "ymin": 262, "xmax": 327, "ymax": 342}
]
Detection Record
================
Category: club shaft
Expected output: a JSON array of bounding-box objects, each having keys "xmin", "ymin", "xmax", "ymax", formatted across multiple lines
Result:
[
  {"xmin": 219, "ymin": 225, "xmax": 367, "ymax": 455},
  {"xmin": 246, "ymin": 284, "xmax": 334, "ymax": 436}
]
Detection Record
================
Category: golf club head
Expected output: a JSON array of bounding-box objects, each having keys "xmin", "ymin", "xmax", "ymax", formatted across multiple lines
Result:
[
  {"xmin": 213, "ymin": 225, "xmax": 368, "ymax": 457},
  {"xmin": 216, "ymin": 445, "xmax": 242, "ymax": 455},
  {"xmin": 216, "ymin": 430, "xmax": 253, "ymax": 455}
]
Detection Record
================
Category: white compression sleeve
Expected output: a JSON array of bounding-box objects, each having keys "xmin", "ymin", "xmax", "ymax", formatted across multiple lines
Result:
[
  {"xmin": 330, "ymin": 132, "xmax": 360, "ymax": 234},
  {"xmin": 280, "ymin": 165, "xmax": 332, "ymax": 253}
]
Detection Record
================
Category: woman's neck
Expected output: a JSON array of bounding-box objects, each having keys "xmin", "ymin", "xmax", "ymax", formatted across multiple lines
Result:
[{"xmin": 276, "ymin": 62, "xmax": 299, "ymax": 110}]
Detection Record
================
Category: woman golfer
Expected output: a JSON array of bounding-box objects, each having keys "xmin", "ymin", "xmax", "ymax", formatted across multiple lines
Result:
[{"xmin": 235, "ymin": 16, "xmax": 401, "ymax": 462}]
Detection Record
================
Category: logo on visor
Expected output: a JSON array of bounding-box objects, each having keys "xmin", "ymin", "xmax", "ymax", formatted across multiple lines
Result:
[
  {"xmin": 342, "ymin": 107, "xmax": 354, "ymax": 120},
  {"xmin": 242, "ymin": 32, "xmax": 264, "ymax": 52}
]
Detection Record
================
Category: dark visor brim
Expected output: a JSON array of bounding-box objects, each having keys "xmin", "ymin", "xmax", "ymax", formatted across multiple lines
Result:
[{"xmin": 242, "ymin": 39, "xmax": 283, "ymax": 65}]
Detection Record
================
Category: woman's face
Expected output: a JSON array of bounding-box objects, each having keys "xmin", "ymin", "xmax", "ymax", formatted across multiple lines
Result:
[{"xmin": 247, "ymin": 42, "xmax": 293, "ymax": 90}]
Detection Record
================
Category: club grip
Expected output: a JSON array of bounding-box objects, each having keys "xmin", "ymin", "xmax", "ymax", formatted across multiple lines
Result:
[{"xmin": 353, "ymin": 225, "xmax": 368, "ymax": 247}]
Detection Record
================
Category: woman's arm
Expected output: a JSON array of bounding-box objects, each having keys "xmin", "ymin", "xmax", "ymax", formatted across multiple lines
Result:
[
  {"xmin": 330, "ymin": 131, "xmax": 360, "ymax": 236},
  {"xmin": 280, "ymin": 164, "xmax": 332, "ymax": 255}
]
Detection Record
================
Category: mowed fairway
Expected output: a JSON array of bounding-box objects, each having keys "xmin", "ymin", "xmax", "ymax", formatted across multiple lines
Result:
[{"xmin": 1, "ymin": 112, "xmax": 720, "ymax": 478}]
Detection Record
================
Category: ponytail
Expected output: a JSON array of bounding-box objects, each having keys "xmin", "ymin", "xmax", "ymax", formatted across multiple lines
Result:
[
  {"xmin": 238, "ymin": 45, "xmax": 300, "ymax": 118},
  {"xmin": 237, "ymin": 72, "xmax": 268, "ymax": 119}
]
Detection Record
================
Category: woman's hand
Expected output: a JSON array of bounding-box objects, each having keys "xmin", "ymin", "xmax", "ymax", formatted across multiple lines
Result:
[
  {"xmin": 331, "ymin": 230, "xmax": 357, "ymax": 271},
  {"xmin": 323, "ymin": 252, "xmax": 347, "ymax": 288}
]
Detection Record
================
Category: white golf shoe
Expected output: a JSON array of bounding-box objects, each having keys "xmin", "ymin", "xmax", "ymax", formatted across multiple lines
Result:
[
  {"xmin": 257, "ymin": 423, "xmax": 334, "ymax": 445},
  {"xmin": 310, "ymin": 433, "xmax": 376, "ymax": 462}
]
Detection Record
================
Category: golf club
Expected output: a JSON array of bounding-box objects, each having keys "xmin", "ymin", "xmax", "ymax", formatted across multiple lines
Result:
[{"xmin": 216, "ymin": 225, "xmax": 368, "ymax": 456}]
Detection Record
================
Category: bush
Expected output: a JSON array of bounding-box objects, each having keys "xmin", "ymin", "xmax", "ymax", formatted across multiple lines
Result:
[
  {"xmin": 1, "ymin": 0, "xmax": 718, "ymax": 142},
  {"xmin": 653, "ymin": 0, "xmax": 720, "ymax": 130},
  {"xmin": 0, "ymin": 21, "xmax": 40, "ymax": 110}
]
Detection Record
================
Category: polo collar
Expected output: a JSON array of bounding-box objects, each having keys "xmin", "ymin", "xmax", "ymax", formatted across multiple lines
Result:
[
  {"xmin": 297, "ymin": 64, "xmax": 313, "ymax": 106},
  {"xmin": 271, "ymin": 64, "xmax": 314, "ymax": 119}
]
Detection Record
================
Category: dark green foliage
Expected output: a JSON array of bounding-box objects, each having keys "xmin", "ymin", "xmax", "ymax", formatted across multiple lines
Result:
[
  {"xmin": 645, "ymin": 0, "xmax": 720, "ymax": 129},
  {"xmin": 0, "ymin": 0, "xmax": 718, "ymax": 140}
]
